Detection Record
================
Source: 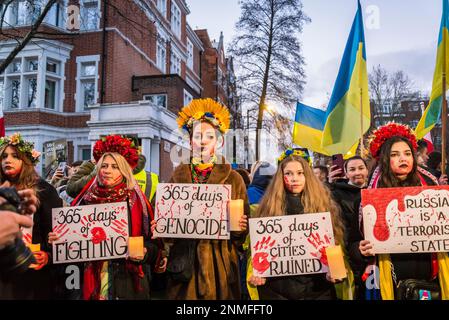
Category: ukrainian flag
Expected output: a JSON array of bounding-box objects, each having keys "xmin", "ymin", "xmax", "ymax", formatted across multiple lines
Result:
[
  {"xmin": 293, "ymin": 102, "xmax": 331, "ymax": 155},
  {"xmin": 415, "ymin": 0, "xmax": 449, "ymax": 139},
  {"xmin": 320, "ymin": 0, "xmax": 370, "ymax": 155}
]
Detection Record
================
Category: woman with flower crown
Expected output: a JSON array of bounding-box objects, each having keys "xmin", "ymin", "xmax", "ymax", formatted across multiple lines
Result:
[
  {"xmin": 354, "ymin": 123, "xmax": 449, "ymax": 300},
  {"xmin": 49, "ymin": 135, "xmax": 164, "ymax": 300},
  {"xmin": 247, "ymin": 148, "xmax": 350, "ymax": 300},
  {"xmin": 152, "ymin": 98, "xmax": 249, "ymax": 300},
  {"xmin": 0, "ymin": 133, "xmax": 62, "ymax": 299}
]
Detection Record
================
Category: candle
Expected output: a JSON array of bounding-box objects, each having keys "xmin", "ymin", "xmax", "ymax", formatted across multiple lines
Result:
[
  {"xmin": 229, "ymin": 199, "xmax": 244, "ymax": 231},
  {"xmin": 128, "ymin": 236, "xmax": 144, "ymax": 259},
  {"xmin": 325, "ymin": 245, "xmax": 347, "ymax": 280},
  {"xmin": 28, "ymin": 243, "xmax": 41, "ymax": 253}
]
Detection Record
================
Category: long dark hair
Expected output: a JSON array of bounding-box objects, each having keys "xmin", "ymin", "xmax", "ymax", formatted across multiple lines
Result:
[{"xmin": 377, "ymin": 136, "xmax": 421, "ymax": 188}]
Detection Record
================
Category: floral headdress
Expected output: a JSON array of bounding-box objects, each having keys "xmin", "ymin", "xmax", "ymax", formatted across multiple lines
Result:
[
  {"xmin": 278, "ymin": 147, "xmax": 312, "ymax": 166},
  {"xmin": 177, "ymin": 98, "xmax": 231, "ymax": 136},
  {"xmin": 369, "ymin": 122, "xmax": 418, "ymax": 159},
  {"xmin": 93, "ymin": 135, "xmax": 139, "ymax": 169},
  {"xmin": 0, "ymin": 133, "xmax": 41, "ymax": 165}
]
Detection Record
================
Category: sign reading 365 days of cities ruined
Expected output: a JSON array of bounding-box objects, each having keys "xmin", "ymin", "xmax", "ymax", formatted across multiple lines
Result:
[
  {"xmin": 362, "ymin": 186, "xmax": 449, "ymax": 254},
  {"xmin": 249, "ymin": 212, "xmax": 334, "ymax": 277},
  {"xmin": 52, "ymin": 202, "xmax": 129, "ymax": 264},
  {"xmin": 154, "ymin": 183, "xmax": 231, "ymax": 240}
]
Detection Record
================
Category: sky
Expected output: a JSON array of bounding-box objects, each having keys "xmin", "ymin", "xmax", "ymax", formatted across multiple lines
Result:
[{"xmin": 187, "ymin": 0, "xmax": 444, "ymax": 109}]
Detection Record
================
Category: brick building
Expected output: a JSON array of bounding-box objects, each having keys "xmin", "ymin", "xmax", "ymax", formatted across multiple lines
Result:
[{"xmin": 0, "ymin": 0, "xmax": 210, "ymax": 181}]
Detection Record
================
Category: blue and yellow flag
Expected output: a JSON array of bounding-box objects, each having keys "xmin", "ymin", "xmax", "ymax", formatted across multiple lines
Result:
[
  {"xmin": 293, "ymin": 102, "xmax": 331, "ymax": 155},
  {"xmin": 320, "ymin": 0, "xmax": 370, "ymax": 155},
  {"xmin": 415, "ymin": 0, "xmax": 449, "ymax": 139}
]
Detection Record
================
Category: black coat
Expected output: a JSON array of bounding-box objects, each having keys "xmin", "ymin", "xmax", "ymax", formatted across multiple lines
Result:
[
  {"xmin": 258, "ymin": 194, "xmax": 335, "ymax": 300},
  {"xmin": 0, "ymin": 179, "xmax": 63, "ymax": 300}
]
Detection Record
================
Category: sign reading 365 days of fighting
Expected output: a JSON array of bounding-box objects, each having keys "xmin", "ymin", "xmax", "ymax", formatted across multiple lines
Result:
[
  {"xmin": 362, "ymin": 186, "xmax": 449, "ymax": 254},
  {"xmin": 154, "ymin": 183, "xmax": 231, "ymax": 240},
  {"xmin": 52, "ymin": 202, "xmax": 129, "ymax": 264},
  {"xmin": 249, "ymin": 212, "xmax": 335, "ymax": 277}
]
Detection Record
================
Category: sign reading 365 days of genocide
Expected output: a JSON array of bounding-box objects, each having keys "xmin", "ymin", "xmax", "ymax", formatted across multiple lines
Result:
[
  {"xmin": 52, "ymin": 202, "xmax": 129, "ymax": 264},
  {"xmin": 154, "ymin": 183, "xmax": 231, "ymax": 240},
  {"xmin": 249, "ymin": 212, "xmax": 334, "ymax": 277},
  {"xmin": 362, "ymin": 186, "xmax": 449, "ymax": 254}
]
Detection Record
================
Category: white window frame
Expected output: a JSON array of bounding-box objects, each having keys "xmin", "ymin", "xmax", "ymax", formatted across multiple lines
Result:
[
  {"xmin": 170, "ymin": 1, "xmax": 181, "ymax": 39},
  {"xmin": 143, "ymin": 93, "xmax": 167, "ymax": 109},
  {"xmin": 183, "ymin": 89, "xmax": 192, "ymax": 106},
  {"xmin": 187, "ymin": 39, "xmax": 194, "ymax": 70},
  {"xmin": 1, "ymin": 54, "xmax": 64, "ymax": 111},
  {"xmin": 80, "ymin": 0, "xmax": 100, "ymax": 31},
  {"xmin": 170, "ymin": 51, "xmax": 181, "ymax": 76},
  {"xmin": 75, "ymin": 55, "xmax": 100, "ymax": 112},
  {"xmin": 157, "ymin": 0, "xmax": 167, "ymax": 18},
  {"xmin": 156, "ymin": 39, "xmax": 167, "ymax": 73}
]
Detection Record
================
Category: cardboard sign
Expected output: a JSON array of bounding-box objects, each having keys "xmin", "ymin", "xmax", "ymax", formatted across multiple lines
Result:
[
  {"xmin": 52, "ymin": 202, "xmax": 129, "ymax": 264},
  {"xmin": 249, "ymin": 212, "xmax": 334, "ymax": 277},
  {"xmin": 154, "ymin": 183, "xmax": 231, "ymax": 240},
  {"xmin": 362, "ymin": 186, "xmax": 449, "ymax": 254}
]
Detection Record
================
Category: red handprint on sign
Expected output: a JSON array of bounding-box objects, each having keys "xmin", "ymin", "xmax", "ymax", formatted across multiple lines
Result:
[
  {"xmin": 110, "ymin": 219, "xmax": 128, "ymax": 237},
  {"xmin": 252, "ymin": 236, "xmax": 276, "ymax": 274},
  {"xmin": 307, "ymin": 233, "xmax": 331, "ymax": 266},
  {"xmin": 91, "ymin": 227, "xmax": 107, "ymax": 244},
  {"xmin": 23, "ymin": 232, "xmax": 32, "ymax": 245},
  {"xmin": 53, "ymin": 223, "xmax": 70, "ymax": 240}
]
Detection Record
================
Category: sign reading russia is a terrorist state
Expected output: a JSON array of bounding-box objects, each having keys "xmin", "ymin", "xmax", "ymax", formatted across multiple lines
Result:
[
  {"xmin": 362, "ymin": 186, "xmax": 449, "ymax": 254},
  {"xmin": 154, "ymin": 183, "xmax": 231, "ymax": 240}
]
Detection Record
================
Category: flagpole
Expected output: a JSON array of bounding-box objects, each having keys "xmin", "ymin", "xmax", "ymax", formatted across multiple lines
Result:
[
  {"xmin": 442, "ymin": 30, "xmax": 447, "ymax": 176},
  {"xmin": 360, "ymin": 87, "xmax": 364, "ymax": 157}
]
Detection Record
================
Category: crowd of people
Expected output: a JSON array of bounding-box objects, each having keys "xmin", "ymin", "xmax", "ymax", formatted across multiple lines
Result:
[{"xmin": 0, "ymin": 98, "xmax": 448, "ymax": 300}]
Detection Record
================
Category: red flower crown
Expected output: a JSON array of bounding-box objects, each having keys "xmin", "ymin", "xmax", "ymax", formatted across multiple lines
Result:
[
  {"xmin": 93, "ymin": 135, "xmax": 139, "ymax": 169},
  {"xmin": 369, "ymin": 122, "xmax": 418, "ymax": 159}
]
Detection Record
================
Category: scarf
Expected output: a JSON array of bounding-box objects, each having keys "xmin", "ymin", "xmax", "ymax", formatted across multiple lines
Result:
[
  {"xmin": 78, "ymin": 177, "xmax": 151, "ymax": 300},
  {"xmin": 191, "ymin": 155, "xmax": 217, "ymax": 184},
  {"xmin": 368, "ymin": 166, "xmax": 449, "ymax": 300}
]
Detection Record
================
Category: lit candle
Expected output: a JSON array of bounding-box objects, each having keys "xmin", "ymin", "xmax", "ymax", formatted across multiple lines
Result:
[
  {"xmin": 128, "ymin": 236, "xmax": 144, "ymax": 259},
  {"xmin": 28, "ymin": 243, "xmax": 41, "ymax": 253},
  {"xmin": 229, "ymin": 199, "xmax": 244, "ymax": 231},
  {"xmin": 325, "ymin": 245, "xmax": 347, "ymax": 280}
]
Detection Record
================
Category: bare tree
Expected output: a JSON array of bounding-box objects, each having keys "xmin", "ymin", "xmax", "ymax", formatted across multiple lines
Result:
[
  {"xmin": 369, "ymin": 65, "xmax": 419, "ymax": 124},
  {"xmin": 230, "ymin": 0, "xmax": 310, "ymax": 160}
]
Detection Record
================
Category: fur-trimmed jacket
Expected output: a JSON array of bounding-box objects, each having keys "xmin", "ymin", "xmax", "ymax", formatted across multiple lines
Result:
[{"xmin": 165, "ymin": 157, "xmax": 250, "ymax": 300}]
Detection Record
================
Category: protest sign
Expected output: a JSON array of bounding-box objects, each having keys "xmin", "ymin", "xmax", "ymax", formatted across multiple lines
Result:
[
  {"xmin": 249, "ymin": 212, "xmax": 334, "ymax": 277},
  {"xmin": 43, "ymin": 139, "xmax": 67, "ymax": 180},
  {"xmin": 52, "ymin": 202, "xmax": 129, "ymax": 264},
  {"xmin": 154, "ymin": 183, "xmax": 231, "ymax": 240},
  {"xmin": 362, "ymin": 186, "xmax": 449, "ymax": 254}
]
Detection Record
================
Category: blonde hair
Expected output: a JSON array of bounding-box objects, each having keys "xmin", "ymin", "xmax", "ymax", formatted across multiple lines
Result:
[
  {"xmin": 0, "ymin": 145, "xmax": 39, "ymax": 191},
  {"xmin": 96, "ymin": 152, "xmax": 136, "ymax": 189},
  {"xmin": 254, "ymin": 156, "xmax": 345, "ymax": 245}
]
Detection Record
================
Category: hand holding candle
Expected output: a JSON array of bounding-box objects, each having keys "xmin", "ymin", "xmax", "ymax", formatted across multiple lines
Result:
[
  {"xmin": 28, "ymin": 243, "xmax": 40, "ymax": 253},
  {"xmin": 325, "ymin": 245, "xmax": 347, "ymax": 280},
  {"xmin": 229, "ymin": 199, "xmax": 244, "ymax": 231},
  {"xmin": 128, "ymin": 236, "xmax": 144, "ymax": 260}
]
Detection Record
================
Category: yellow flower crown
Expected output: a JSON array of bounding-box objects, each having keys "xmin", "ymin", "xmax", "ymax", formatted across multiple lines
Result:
[
  {"xmin": 278, "ymin": 148, "xmax": 312, "ymax": 166},
  {"xmin": 177, "ymin": 98, "xmax": 231, "ymax": 135},
  {"xmin": 0, "ymin": 133, "xmax": 41, "ymax": 165}
]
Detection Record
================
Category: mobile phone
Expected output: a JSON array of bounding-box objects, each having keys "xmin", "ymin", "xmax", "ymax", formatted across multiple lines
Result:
[
  {"xmin": 57, "ymin": 161, "xmax": 67, "ymax": 174},
  {"xmin": 332, "ymin": 154, "xmax": 345, "ymax": 177}
]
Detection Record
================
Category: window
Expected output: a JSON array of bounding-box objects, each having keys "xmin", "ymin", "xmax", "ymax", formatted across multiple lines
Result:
[
  {"xmin": 187, "ymin": 39, "xmax": 194, "ymax": 70},
  {"xmin": 80, "ymin": 147, "xmax": 91, "ymax": 160},
  {"xmin": 170, "ymin": 52, "xmax": 181, "ymax": 75},
  {"xmin": 183, "ymin": 90, "xmax": 192, "ymax": 106},
  {"xmin": 27, "ymin": 58, "xmax": 38, "ymax": 71},
  {"xmin": 76, "ymin": 56, "xmax": 99, "ymax": 111},
  {"xmin": 80, "ymin": 0, "xmax": 99, "ymax": 31},
  {"xmin": 44, "ymin": 1, "xmax": 65, "ymax": 28},
  {"xmin": 27, "ymin": 78, "xmax": 37, "ymax": 108},
  {"xmin": 11, "ymin": 79, "xmax": 20, "ymax": 109},
  {"xmin": 11, "ymin": 60, "xmax": 21, "ymax": 73},
  {"xmin": 170, "ymin": 2, "xmax": 181, "ymax": 39},
  {"xmin": 144, "ymin": 94, "xmax": 167, "ymax": 109},
  {"xmin": 44, "ymin": 79, "xmax": 56, "ymax": 109},
  {"xmin": 156, "ymin": 40, "xmax": 166, "ymax": 72},
  {"xmin": 0, "ymin": 79, "xmax": 4, "ymax": 110},
  {"xmin": 157, "ymin": 0, "xmax": 167, "ymax": 17},
  {"xmin": 46, "ymin": 60, "xmax": 58, "ymax": 74}
]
